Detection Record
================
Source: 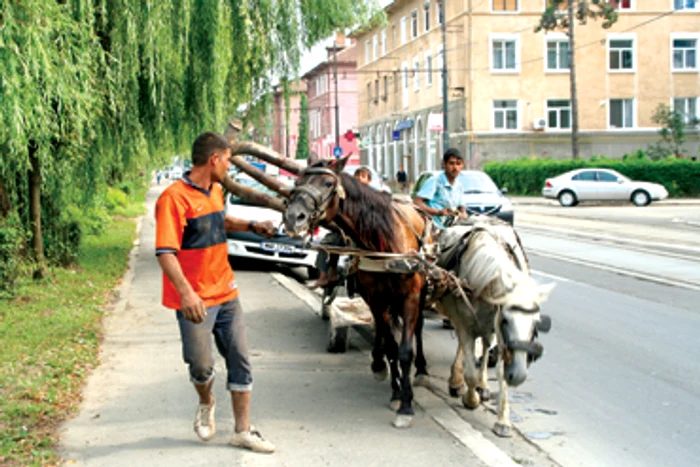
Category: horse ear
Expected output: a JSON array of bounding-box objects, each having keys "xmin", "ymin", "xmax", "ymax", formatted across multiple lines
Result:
[
  {"xmin": 329, "ymin": 155, "xmax": 351, "ymax": 173},
  {"xmin": 537, "ymin": 282, "xmax": 556, "ymax": 303}
]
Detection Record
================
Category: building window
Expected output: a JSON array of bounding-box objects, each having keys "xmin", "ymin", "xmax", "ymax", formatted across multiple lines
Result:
[
  {"xmin": 374, "ymin": 80, "xmax": 379, "ymax": 103},
  {"xmin": 674, "ymin": 0, "xmax": 699, "ymax": 11},
  {"xmin": 392, "ymin": 25, "xmax": 396, "ymax": 50},
  {"xmin": 424, "ymin": 2, "xmax": 431, "ymax": 32},
  {"xmin": 401, "ymin": 17, "xmax": 407, "ymax": 45},
  {"xmin": 547, "ymin": 100, "xmax": 571, "ymax": 129},
  {"xmin": 425, "ymin": 52, "xmax": 433, "ymax": 86},
  {"xmin": 372, "ymin": 35, "xmax": 378, "ymax": 61},
  {"xmin": 383, "ymin": 76, "xmax": 389, "ymax": 100},
  {"xmin": 381, "ymin": 29, "xmax": 387, "ymax": 56},
  {"xmin": 413, "ymin": 56, "xmax": 420, "ymax": 91},
  {"xmin": 673, "ymin": 97, "xmax": 699, "ymax": 125},
  {"xmin": 609, "ymin": 99, "xmax": 634, "ymax": 128},
  {"xmin": 493, "ymin": 100, "xmax": 518, "ymax": 130},
  {"xmin": 491, "ymin": 34, "xmax": 520, "ymax": 73},
  {"xmin": 672, "ymin": 37, "xmax": 698, "ymax": 71},
  {"xmin": 492, "ymin": 0, "xmax": 518, "ymax": 12},
  {"xmin": 402, "ymin": 62, "xmax": 409, "ymax": 109},
  {"xmin": 365, "ymin": 40, "xmax": 370, "ymax": 64},
  {"xmin": 437, "ymin": 45, "xmax": 444, "ymax": 97},
  {"xmin": 608, "ymin": 37, "xmax": 635, "ymax": 71},
  {"xmin": 546, "ymin": 38, "xmax": 570, "ymax": 71},
  {"xmin": 611, "ymin": 0, "xmax": 632, "ymax": 10},
  {"xmin": 411, "ymin": 10, "xmax": 418, "ymax": 39},
  {"xmin": 367, "ymin": 83, "xmax": 372, "ymax": 112},
  {"xmin": 436, "ymin": 1, "xmax": 443, "ymax": 26}
]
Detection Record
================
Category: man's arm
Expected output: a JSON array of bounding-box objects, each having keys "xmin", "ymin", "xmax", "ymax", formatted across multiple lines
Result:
[
  {"xmin": 224, "ymin": 215, "xmax": 276, "ymax": 237},
  {"xmin": 157, "ymin": 253, "xmax": 206, "ymax": 323},
  {"xmin": 413, "ymin": 196, "xmax": 454, "ymax": 217}
]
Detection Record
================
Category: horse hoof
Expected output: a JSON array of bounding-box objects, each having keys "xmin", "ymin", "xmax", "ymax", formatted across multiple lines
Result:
[
  {"xmin": 493, "ymin": 422, "xmax": 512, "ymax": 438},
  {"xmin": 461, "ymin": 392, "xmax": 480, "ymax": 410},
  {"xmin": 389, "ymin": 399, "xmax": 401, "ymax": 411},
  {"xmin": 476, "ymin": 386, "xmax": 491, "ymax": 401},
  {"xmin": 449, "ymin": 384, "xmax": 467, "ymax": 398},
  {"xmin": 414, "ymin": 374, "xmax": 430, "ymax": 389},
  {"xmin": 392, "ymin": 414, "xmax": 413, "ymax": 429},
  {"xmin": 374, "ymin": 367, "xmax": 389, "ymax": 381}
]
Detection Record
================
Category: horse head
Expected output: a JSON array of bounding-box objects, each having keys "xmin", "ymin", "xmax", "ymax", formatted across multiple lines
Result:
[
  {"xmin": 283, "ymin": 155, "xmax": 351, "ymax": 238},
  {"xmin": 498, "ymin": 280, "xmax": 554, "ymax": 387}
]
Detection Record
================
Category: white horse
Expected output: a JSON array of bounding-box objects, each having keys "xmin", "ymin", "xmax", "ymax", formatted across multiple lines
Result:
[{"xmin": 435, "ymin": 217, "xmax": 554, "ymax": 437}]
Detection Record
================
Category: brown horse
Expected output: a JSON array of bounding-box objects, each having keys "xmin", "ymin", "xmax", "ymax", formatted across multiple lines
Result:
[{"xmin": 282, "ymin": 156, "xmax": 432, "ymax": 428}]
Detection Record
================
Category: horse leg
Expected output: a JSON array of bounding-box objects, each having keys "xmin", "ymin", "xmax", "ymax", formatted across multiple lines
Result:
[
  {"xmin": 449, "ymin": 344, "xmax": 467, "ymax": 397},
  {"xmin": 393, "ymin": 295, "xmax": 420, "ymax": 429},
  {"xmin": 371, "ymin": 320, "xmax": 388, "ymax": 381},
  {"xmin": 476, "ymin": 335, "xmax": 492, "ymax": 401},
  {"xmin": 384, "ymin": 327, "xmax": 402, "ymax": 411},
  {"xmin": 493, "ymin": 349, "xmax": 512, "ymax": 437},
  {"xmin": 413, "ymin": 310, "xmax": 430, "ymax": 389},
  {"xmin": 460, "ymin": 333, "xmax": 481, "ymax": 410}
]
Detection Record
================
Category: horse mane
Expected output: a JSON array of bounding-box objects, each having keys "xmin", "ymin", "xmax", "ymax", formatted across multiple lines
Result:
[
  {"xmin": 458, "ymin": 225, "xmax": 536, "ymax": 305},
  {"xmin": 338, "ymin": 172, "xmax": 399, "ymax": 252}
]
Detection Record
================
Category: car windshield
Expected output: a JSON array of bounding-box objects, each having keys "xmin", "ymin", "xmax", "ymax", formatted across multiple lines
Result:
[
  {"xmin": 228, "ymin": 177, "xmax": 285, "ymax": 206},
  {"xmin": 459, "ymin": 172, "xmax": 499, "ymax": 194}
]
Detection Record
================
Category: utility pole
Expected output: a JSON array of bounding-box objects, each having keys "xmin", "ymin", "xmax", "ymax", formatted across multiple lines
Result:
[
  {"xmin": 333, "ymin": 38, "xmax": 341, "ymax": 151},
  {"xmin": 468, "ymin": 0, "xmax": 474, "ymax": 168},
  {"xmin": 441, "ymin": 0, "xmax": 449, "ymax": 152},
  {"xmin": 568, "ymin": 0, "xmax": 580, "ymax": 159}
]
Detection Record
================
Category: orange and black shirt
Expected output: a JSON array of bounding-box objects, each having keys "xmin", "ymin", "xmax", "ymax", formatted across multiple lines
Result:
[{"xmin": 155, "ymin": 173, "xmax": 238, "ymax": 310}]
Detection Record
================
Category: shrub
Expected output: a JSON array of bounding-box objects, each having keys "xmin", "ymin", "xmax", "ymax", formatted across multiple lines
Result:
[
  {"xmin": 484, "ymin": 155, "xmax": 700, "ymax": 197},
  {"xmin": 105, "ymin": 187, "xmax": 129, "ymax": 211}
]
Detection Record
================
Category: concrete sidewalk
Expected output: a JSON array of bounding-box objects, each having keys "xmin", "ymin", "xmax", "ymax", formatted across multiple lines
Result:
[{"xmin": 58, "ymin": 185, "xmax": 493, "ymax": 467}]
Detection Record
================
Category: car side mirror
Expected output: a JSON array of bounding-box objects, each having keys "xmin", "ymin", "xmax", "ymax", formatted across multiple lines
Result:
[
  {"xmin": 617, "ymin": 179, "xmax": 624, "ymax": 184},
  {"xmin": 500, "ymin": 187, "xmax": 508, "ymax": 194}
]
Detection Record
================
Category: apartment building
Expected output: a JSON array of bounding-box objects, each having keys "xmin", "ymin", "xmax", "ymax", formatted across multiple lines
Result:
[
  {"xmin": 303, "ymin": 36, "xmax": 361, "ymax": 163},
  {"xmin": 353, "ymin": 0, "xmax": 700, "ymax": 180}
]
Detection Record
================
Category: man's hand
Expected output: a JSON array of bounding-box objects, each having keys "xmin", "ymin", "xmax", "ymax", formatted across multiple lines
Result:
[
  {"xmin": 252, "ymin": 220, "xmax": 276, "ymax": 238},
  {"xmin": 180, "ymin": 289, "xmax": 206, "ymax": 323},
  {"xmin": 438, "ymin": 207, "xmax": 456, "ymax": 217}
]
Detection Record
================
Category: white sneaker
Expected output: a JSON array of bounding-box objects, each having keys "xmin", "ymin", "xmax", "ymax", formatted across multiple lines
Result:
[
  {"xmin": 230, "ymin": 428, "xmax": 275, "ymax": 453},
  {"xmin": 193, "ymin": 399, "xmax": 216, "ymax": 441}
]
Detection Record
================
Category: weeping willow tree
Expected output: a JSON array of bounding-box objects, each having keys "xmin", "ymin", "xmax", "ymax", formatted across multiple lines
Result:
[{"xmin": 0, "ymin": 0, "xmax": 380, "ymax": 286}]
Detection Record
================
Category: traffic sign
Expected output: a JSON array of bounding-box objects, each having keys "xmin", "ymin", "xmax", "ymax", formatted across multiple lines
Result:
[{"xmin": 333, "ymin": 146, "xmax": 343, "ymax": 158}]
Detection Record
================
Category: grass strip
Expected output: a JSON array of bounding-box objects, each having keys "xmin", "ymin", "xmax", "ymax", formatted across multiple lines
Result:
[{"xmin": 0, "ymin": 195, "xmax": 145, "ymax": 466}]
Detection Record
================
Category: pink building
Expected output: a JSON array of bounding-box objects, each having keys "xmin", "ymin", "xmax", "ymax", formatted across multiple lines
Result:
[
  {"xmin": 271, "ymin": 81, "xmax": 307, "ymax": 159},
  {"xmin": 302, "ymin": 36, "xmax": 360, "ymax": 164}
]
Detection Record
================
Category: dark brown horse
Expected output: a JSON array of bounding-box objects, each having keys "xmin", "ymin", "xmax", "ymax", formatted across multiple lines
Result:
[{"xmin": 282, "ymin": 156, "xmax": 432, "ymax": 428}]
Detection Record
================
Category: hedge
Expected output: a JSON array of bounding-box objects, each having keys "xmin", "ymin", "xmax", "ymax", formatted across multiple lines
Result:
[{"xmin": 483, "ymin": 157, "xmax": 700, "ymax": 197}]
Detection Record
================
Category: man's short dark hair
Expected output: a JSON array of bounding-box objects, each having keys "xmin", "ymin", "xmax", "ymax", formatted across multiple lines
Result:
[
  {"xmin": 443, "ymin": 147, "xmax": 464, "ymax": 164},
  {"xmin": 191, "ymin": 132, "xmax": 231, "ymax": 166},
  {"xmin": 354, "ymin": 167, "xmax": 372, "ymax": 181}
]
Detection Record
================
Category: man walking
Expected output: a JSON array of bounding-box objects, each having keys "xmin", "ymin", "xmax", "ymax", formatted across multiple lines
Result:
[
  {"xmin": 396, "ymin": 165, "xmax": 408, "ymax": 192},
  {"xmin": 155, "ymin": 131, "xmax": 276, "ymax": 453}
]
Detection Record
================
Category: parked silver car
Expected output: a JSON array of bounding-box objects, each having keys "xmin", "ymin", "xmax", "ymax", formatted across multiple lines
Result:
[{"xmin": 542, "ymin": 168, "xmax": 668, "ymax": 207}]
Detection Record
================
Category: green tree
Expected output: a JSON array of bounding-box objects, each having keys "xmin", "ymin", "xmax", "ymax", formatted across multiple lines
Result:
[
  {"xmin": 296, "ymin": 94, "xmax": 310, "ymax": 160},
  {"xmin": 536, "ymin": 1, "xmax": 618, "ymax": 159},
  {"xmin": 647, "ymin": 103, "xmax": 699, "ymax": 159},
  {"xmin": 0, "ymin": 0, "xmax": 381, "ymax": 288}
]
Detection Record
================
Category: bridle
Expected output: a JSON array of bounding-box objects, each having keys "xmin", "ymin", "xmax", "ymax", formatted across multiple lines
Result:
[
  {"xmin": 498, "ymin": 306, "xmax": 552, "ymax": 364},
  {"xmin": 289, "ymin": 167, "xmax": 346, "ymax": 227}
]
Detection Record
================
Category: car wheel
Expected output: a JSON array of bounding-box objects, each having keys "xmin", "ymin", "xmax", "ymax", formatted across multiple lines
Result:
[
  {"xmin": 631, "ymin": 190, "xmax": 650, "ymax": 207},
  {"xmin": 558, "ymin": 190, "xmax": 577, "ymax": 207}
]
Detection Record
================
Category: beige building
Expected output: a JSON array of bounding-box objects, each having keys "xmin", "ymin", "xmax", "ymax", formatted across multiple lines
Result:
[{"xmin": 353, "ymin": 0, "xmax": 700, "ymax": 180}]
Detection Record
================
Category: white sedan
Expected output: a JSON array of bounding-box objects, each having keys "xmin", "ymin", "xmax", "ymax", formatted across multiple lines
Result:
[{"xmin": 542, "ymin": 168, "xmax": 668, "ymax": 207}]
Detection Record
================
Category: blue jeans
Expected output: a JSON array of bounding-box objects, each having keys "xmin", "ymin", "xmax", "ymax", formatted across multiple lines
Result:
[{"xmin": 176, "ymin": 298, "xmax": 252, "ymax": 392}]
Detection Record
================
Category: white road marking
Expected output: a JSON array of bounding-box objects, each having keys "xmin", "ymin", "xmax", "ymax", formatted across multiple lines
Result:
[{"xmin": 531, "ymin": 269, "xmax": 571, "ymax": 283}]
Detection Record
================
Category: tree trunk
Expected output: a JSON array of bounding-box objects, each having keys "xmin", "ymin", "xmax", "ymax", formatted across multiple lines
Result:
[
  {"xmin": 0, "ymin": 176, "xmax": 11, "ymax": 220},
  {"xmin": 568, "ymin": 0, "xmax": 580, "ymax": 160},
  {"xmin": 28, "ymin": 143, "xmax": 47, "ymax": 279}
]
